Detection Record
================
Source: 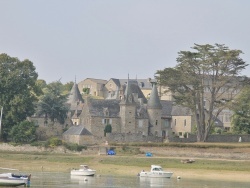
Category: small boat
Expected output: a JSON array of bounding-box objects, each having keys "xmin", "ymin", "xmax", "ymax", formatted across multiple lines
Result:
[
  {"xmin": 0, "ymin": 172, "xmax": 31, "ymax": 187},
  {"xmin": 139, "ymin": 165, "xmax": 173, "ymax": 178},
  {"xmin": 71, "ymin": 165, "xmax": 96, "ymax": 176}
]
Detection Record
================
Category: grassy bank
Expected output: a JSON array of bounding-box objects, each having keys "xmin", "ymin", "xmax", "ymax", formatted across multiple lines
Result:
[
  {"xmin": 0, "ymin": 143, "xmax": 250, "ymax": 182},
  {"xmin": 0, "ymin": 149, "xmax": 250, "ymax": 173}
]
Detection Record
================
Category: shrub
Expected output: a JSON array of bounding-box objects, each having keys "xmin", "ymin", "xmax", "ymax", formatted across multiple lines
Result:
[
  {"xmin": 48, "ymin": 137, "xmax": 62, "ymax": 147},
  {"xmin": 63, "ymin": 143, "xmax": 87, "ymax": 151}
]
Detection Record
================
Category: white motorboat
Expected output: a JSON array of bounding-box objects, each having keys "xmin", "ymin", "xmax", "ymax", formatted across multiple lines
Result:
[
  {"xmin": 71, "ymin": 165, "xmax": 96, "ymax": 176},
  {"xmin": 139, "ymin": 165, "xmax": 173, "ymax": 178},
  {"xmin": 0, "ymin": 172, "xmax": 31, "ymax": 187}
]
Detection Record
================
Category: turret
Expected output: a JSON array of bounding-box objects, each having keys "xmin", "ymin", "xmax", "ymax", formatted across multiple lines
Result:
[{"xmin": 147, "ymin": 82, "xmax": 162, "ymax": 137}]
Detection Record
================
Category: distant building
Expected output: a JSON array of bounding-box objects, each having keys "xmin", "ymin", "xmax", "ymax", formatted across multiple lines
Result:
[{"xmin": 63, "ymin": 79, "xmax": 193, "ymax": 145}]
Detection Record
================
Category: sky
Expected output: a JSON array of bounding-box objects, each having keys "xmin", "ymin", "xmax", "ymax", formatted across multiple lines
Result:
[{"xmin": 1, "ymin": 0, "xmax": 250, "ymax": 84}]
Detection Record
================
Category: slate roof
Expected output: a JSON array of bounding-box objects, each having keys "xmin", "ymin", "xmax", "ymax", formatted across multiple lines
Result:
[
  {"xmin": 88, "ymin": 99, "xmax": 121, "ymax": 117},
  {"xmin": 118, "ymin": 79, "xmax": 153, "ymax": 89},
  {"xmin": 67, "ymin": 82, "xmax": 84, "ymax": 104},
  {"xmin": 171, "ymin": 105, "xmax": 193, "ymax": 116},
  {"xmin": 160, "ymin": 100, "xmax": 173, "ymax": 118},
  {"xmin": 63, "ymin": 125, "xmax": 92, "ymax": 135},
  {"xmin": 86, "ymin": 98, "xmax": 149, "ymax": 119},
  {"xmin": 109, "ymin": 78, "xmax": 121, "ymax": 87},
  {"xmin": 120, "ymin": 80, "xmax": 147, "ymax": 104},
  {"xmin": 147, "ymin": 82, "xmax": 162, "ymax": 109}
]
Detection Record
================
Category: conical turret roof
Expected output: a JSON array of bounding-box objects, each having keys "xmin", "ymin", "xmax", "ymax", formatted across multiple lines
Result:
[
  {"xmin": 147, "ymin": 82, "xmax": 162, "ymax": 109},
  {"xmin": 67, "ymin": 82, "xmax": 84, "ymax": 104}
]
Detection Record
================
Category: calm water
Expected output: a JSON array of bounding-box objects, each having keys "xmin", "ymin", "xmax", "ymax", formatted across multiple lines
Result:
[{"xmin": 27, "ymin": 172, "xmax": 249, "ymax": 188}]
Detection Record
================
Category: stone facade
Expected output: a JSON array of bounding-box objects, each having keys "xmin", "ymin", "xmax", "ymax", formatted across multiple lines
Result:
[{"xmin": 64, "ymin": 79, "xmax": 193, "ymax": 145}]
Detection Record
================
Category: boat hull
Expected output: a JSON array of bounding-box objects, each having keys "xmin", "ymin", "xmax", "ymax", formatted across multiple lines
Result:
[
  {"xmin": 70, "ymin": 170, "xmax": 96, "ymax": 176},
  {"xmin": 139, "ymin": 171, "xmax": 173, "ymax": 178},
  {"xmin": 0, "ymin": 173, "xmax": 30, "ymax": 187},
  {"xmin": 0, "ymin": 178, "xmax": 28, "ymax": 186}
]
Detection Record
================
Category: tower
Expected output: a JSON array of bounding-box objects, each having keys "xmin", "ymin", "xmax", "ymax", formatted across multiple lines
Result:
[
  {"xmin": 119, "ymin": 78, "xmax": 137, "ymax": 133},
  {"xmin": 147, "ymin": 82, "xmax": 162, "ymax": 137}
]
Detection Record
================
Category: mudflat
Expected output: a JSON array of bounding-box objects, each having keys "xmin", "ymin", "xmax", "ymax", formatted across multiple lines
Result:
[{"xmin": 0, "ymin": 143, "xmax": 250, "ymax": 182}]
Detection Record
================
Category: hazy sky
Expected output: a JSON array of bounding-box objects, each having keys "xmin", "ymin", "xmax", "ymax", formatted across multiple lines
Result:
[{"xmin": 1, "ymin": 0, "xmax": 250, "ymax": 84}]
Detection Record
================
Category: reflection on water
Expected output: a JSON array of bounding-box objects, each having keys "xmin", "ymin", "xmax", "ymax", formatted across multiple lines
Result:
[{"xmin": 28, "ymin": 172, "xmax": 249, "ymax": 188}]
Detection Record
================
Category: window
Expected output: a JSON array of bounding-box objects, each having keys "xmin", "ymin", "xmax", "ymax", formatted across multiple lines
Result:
[
  {"xmin": 184, "ymin": 119, "xmax": 186, "ymax": 127},
  {"xmin": 163, "ymin": 120, "xmax": 170, "ymax": 128},
  {"xmin": 174, "ymin": 119, "xmax": 176, "ymax": 126},
  {"xmin": 155, "ymin": 120, "xmax": 158, "ymax": 126},
  {"xmin": 102, "ymin": 118, "xmax": 111, "ymax": 125},
  {"xmin": 138, "ymin": 120, "xmax": 143, "ymax": 128}
]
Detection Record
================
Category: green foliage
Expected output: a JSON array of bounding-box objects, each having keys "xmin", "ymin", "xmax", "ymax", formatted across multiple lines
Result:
[
  {"xmin": 214, "ymin": 127, "xmax": 223, "ymax": 134},
  {"xmin": 47, "ymin": 137, "xmax": 62, "ymax": 147},
  {"xmin": 63, "ymin": 82, "xmax": 74, "ymax": 93},
  {"xmin": 10, "ymin": 120, "xmax": 37, "ymax": 143},
  {"xmin": 231, "ymin": 86, "xmax": 250, "ymax": 134},
  {"xmin": 104, "ymin": 124, "xmax": 112, "ymax": 136},
  {"xmin": 36, "ymin": 81, "xmax": 69, "ymax": 124},
  {"xmin": 156, "ymin": 44, "xmax": 248, "ymax": 141},
  {"xmin": 82, "ymin": 88, "xmax": 90, "ymax": 94},
  {"xmin": 0, "ymin": 53, "xmax": 40, "ymax": 141},
  {"xmin": 63, "ymin": 142, "xmax": 87, "ymax": 151}
]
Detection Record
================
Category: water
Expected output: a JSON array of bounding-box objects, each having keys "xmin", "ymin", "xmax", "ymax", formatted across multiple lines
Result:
[{"xmin": 28, "ymin": 172, "xmax": 249, "ymax": 188}]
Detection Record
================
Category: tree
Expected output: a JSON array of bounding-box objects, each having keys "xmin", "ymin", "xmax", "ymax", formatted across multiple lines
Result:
[
  {"xmin": 104, "ymin": 124, "xmax": 112, "ymax": 136},
  {"xmin": 10, "ymin": 120, "xmax": 37, "ymax": 143},
  {"xmin": 156, "ymin": 44, "xmax": 248, "ymax": 142},
  {"xmin": 231, "ymin": 86, "xmax": 250, "ymax": 134},
  {"xmin": 36, "ymin": 81, "xmax": 69, "ymax": 125},
  {"xmin": 63, "ymin": 81, "xmax": 74, "ymax": 94},
  {"xmin": 0, "ymin": 53, "xmax": 40, "ymax": 141}
]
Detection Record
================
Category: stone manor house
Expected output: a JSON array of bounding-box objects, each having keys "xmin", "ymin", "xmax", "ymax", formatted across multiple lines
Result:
[{"xmin": 63, "ymin": 78, "xmax": 193, "ymax": 145}]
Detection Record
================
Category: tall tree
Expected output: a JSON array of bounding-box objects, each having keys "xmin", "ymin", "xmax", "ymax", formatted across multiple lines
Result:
[
  {"xmin": 36, "ymin": 81, "xmax": 69, "ymax": 125},
  {"xmin": 231, "ymin": 86, "xmax": 250, "ymax": 134},
  {"xmin": 0, "ymin": 53, "xmax": 39, "ymax": 141},
  {"xmin": 156, "ymin": 44, "xmax": 248, "ymax": 142}
]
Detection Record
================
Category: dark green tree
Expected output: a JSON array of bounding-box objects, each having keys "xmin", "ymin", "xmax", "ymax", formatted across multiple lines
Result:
[
  {"xmin": 156, "ymin": 44, "xmax": 248, "ymax": 142},
  {"xmin": 231, "ymin": 86, "xmax": 250, "ymax": 134},
  {"xmin": 104, "ymin": 124, "xmax": 112, "ymax": 136},
  {"xmin": 0, "ymin": 53, "xmax": 40, "ymax": 141},
  {"xmin": 36, "ymin": 81, "xmax": 69, "ymax": 125},
  {"xmin": 10, "ymin": 120, "xmax": 37, "ymax": 143}
]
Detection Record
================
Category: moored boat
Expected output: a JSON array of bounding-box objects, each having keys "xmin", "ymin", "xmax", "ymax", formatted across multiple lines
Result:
[
  {"xmin": 139, "ymin": 165, "xmax": 173, "ymax": 178},
  {"xmin": 71, "ymin": 165, "xmax": 96, "ymax": 176},
  {"xmin": 0, "ymin": 172, "xmax": 31, "ymax": 187}
]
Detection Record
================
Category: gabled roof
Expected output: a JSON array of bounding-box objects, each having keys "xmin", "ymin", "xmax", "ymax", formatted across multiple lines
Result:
[
  {"xmin": 120, "ymin": 79, "xmax": 147, "ymax": 104},
  {"xmin": 84, "ymin": 78, "xmax": 107, "ymax": 84},
  {"xmin": 171, "ymin": 105, "xmax": 193, "ymax": 116},
  {"xmin": 63, "ymin": 125, "xmax": 92, "ymax": 135},
  {"xmin": 109, "ymin": 78, "xmax": 121, "ymax": 87}
]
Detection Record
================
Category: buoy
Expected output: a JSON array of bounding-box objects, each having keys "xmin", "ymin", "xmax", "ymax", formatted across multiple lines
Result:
[{"xmin": 177, "ymin": 176, "xmax": 181, "ymax": 179}]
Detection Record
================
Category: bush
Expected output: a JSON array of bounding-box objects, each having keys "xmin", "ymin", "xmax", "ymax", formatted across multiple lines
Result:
[
  {"xmin": 63, "ymin": 143, "xmax": 87, "ymax": 151},
  {"xmin": 48, "ymin": 137, "xmax": 62, "ymax": 147}
]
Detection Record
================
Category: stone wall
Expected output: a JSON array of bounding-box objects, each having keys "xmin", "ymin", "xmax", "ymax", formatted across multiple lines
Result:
[
  {"xmin": 63, "ymin": 135, "xmax": 95, "ymax": 145},
  {"xmin": 169, "ymin": 134, "xmax": 250, "ymax": 143},
  {"xmin": 106, "ymin": 133, "xmax": 163, "ymax": 143}
]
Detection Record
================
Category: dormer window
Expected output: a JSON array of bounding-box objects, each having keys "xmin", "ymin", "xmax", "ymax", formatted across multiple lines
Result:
[{"xmin": 103, "ymin": 108, "xmax": 109, "ymax": 116}]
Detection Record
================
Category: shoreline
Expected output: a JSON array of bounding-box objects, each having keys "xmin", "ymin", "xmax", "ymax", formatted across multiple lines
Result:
[{"xmin": 0, "ymin": 143, "xmax": 250, "ymax": 183}]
